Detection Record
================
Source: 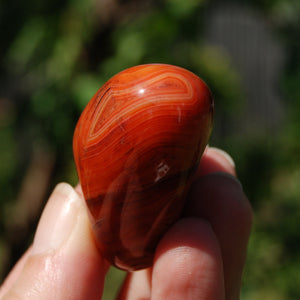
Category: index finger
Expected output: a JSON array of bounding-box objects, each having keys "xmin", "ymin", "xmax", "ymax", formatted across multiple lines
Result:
[{"xmin": 186, "ymin": 148, "xmax": 252, "ymax": 299}]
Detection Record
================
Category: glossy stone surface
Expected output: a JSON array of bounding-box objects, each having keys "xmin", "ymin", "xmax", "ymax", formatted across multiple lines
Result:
[{"xmin": 73, "ymin": 64, "xmax": 214, "ymax": 271}]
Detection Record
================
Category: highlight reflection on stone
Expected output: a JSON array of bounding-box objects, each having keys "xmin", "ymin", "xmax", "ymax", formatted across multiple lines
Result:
[{"xmin": 73, "ymin": 64, "xmax": 214, "ymax": 271}]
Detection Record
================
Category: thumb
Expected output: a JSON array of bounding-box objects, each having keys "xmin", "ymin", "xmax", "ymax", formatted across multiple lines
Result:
[{"xmin": 1, "ymin": 183, "xmax": 108, "ymax": 300}]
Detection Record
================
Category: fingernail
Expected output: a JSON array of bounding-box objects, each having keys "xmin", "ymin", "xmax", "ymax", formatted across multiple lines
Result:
[
  {"xmin": 31, "ymin": 183, "xmax": 81, "ymax": 255},
  {"xmin": 206, "ymin": 147, "xmax": 236, "ymax": 177},
  {"xmin": 209, "ymin": 147, "xmax": 235, "ymax": 169}
]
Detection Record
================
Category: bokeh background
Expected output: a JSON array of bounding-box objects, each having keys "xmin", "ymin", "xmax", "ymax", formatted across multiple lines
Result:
[{"xmin": 0, "ymin": 0, "xmax": 299, "ymax": 299}]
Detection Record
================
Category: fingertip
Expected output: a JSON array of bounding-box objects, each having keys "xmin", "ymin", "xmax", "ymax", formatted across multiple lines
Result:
[
  {"xmin": 152, "ymin": 218, "xmax": 225, "ymax": 300},
  {"xmin": 188, "ymin": 172, "xmax": 252, "ymax": 229},
  {"xmin": 186, "ymin": 173, "xmax": 252, "ymax": 299}
]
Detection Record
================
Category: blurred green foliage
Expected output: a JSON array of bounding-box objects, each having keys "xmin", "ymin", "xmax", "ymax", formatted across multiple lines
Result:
[{"xmin": 0, "ymin": 0, "xmax": 299, "ymax": 299}]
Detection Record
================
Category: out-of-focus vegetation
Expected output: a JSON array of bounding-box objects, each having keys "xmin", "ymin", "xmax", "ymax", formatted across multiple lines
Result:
[{"xmin": 0, "ymin": 0, "xmax": 299, "ymax": 299}]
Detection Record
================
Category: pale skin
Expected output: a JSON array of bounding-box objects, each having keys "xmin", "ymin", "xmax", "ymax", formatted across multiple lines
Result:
[{"xmin": 0, "ymin": 147, "xmax": 252, "ymax": 300}]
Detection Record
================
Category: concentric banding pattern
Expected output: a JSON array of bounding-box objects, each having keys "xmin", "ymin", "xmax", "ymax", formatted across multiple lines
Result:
[{"xmin": 88, "ymin": 72, "xmax": 194, "ymax": 141}]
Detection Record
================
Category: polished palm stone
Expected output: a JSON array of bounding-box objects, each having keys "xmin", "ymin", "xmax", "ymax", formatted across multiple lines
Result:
[{"xmin": 73, "ymin": 64, "xmax": 214, "ymax": 271}]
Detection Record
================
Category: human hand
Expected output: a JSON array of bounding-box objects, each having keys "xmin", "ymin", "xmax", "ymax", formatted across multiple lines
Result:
[{"xmin": 0, "ymin": 147, "xmax": 252, "ymax": 300}]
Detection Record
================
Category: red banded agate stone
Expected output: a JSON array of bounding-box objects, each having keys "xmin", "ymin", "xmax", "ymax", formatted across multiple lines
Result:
[{"xmin": 73, "ymin": 64, "xmax": 214, "ymax": 271}]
